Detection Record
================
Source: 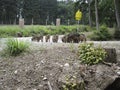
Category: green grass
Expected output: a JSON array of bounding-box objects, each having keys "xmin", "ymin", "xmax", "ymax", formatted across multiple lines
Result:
[
  {"xmin": 0, "ymin": 25, "xmax": 115, "ymax": 41},
  {"xmin": 3, "ymin": 38, "xmax": 30, "ymax": 56},
  {"xmin": 0, "ymin": 25, "xmax": 93, "ymax": 37}
]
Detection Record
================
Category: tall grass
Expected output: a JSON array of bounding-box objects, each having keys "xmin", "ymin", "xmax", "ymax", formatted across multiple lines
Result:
[{"xmin": 4, "ymin": 39, "xmax": 29, "ymax": 56}]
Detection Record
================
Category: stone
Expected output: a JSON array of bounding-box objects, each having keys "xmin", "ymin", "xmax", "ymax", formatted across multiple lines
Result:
[
  {"xmin": 43, "ymin": 76, "xmax": 48, "ymax": 81},
  {"xmin": 19, "ymin": 18, "xmax": 24, "ymax": 28},
  {"xmin": 56, "ymin": 18, "xmax": 60, "ymax": 26},
  {"xmin": 117, "ymin": 71, "xmax": 120, "ymax": 76}
]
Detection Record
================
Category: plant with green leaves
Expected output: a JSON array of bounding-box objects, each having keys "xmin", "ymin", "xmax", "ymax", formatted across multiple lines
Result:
[
  {"xmin": 78, "ymin": 43, "xmax": 106, "ymax": 65},
  {"xmin": 62, "ymin": 78, "xmax": 85, "ymax": 90},
  {"xmin": 90, "ymin": 25, "xmax": 112, "ymax": 41},
  {"xmin": 5, "ymin": 39, "xmax": 29, "ymax": 56}
]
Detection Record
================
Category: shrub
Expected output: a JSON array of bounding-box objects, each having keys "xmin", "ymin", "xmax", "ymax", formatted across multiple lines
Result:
[
  {"xmin": 90, "ymin": 25, "xmax": 112, "ymax": 41},
  {"xmin": 78, "ymin": 43, "xmax": 106, "ymax": 65},
  {"xmin": 5, "ymin": 39, "xmax": 29, "ymax": 56}
]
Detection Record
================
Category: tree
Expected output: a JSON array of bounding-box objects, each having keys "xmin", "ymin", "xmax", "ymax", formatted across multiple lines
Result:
[
  {"xmin": 98, "ymin": 0, "xmax": 115, "ymax": 27},
  {"xmin": 114, "ymin": 0, "xmax": 120, "ymax": 30},
  {"xmin": 95, "ymin": 0, "xmax": 99, "ymax": 30},
  {"xmin": 23, "ymin": 0, "xmax": 40, "ymax": 24},
  {"xmin": 87, "ymin": 0, "xmax": 93, "ymax": 27},
  {"xmin": 0, "ymin": 0, "xmax": 17, "ymax": 24},
  {"xmin": 39, "ymin": 0, "xmax": 57, "ymax": 25},
  {"xmin": 57, "ymin": 0, "xmax": 75, "ymax": 25}
]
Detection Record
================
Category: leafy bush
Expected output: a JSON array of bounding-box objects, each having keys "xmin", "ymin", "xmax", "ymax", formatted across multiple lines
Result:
[
  {"xmin": 78, "ymin": 43, "xmax": 106, "ymax": 65},
  {"xmin": 4, "ymin": 39, "xmax": 29, "ymax": 56},
  {"xmin": 0, "ymin": 26, "xmax": 22, "ymax": 37},
  {"xmin": 90, "ymin": 25, "xmax": 112, "ymax": 41}
]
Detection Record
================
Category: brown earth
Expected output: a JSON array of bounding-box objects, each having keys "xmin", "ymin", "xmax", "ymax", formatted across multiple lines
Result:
[{"xmin": 0, "ymin": 40, "xmax": 120, "ymax": 90}]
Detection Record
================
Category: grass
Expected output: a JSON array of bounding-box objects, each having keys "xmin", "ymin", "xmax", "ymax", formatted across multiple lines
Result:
[
  {"xmin": 0, "ymin": 25, "xmax": 94, "ymax": 37},
  {"xmin": 3, "ymin": 38, "xmax": 30, "ymax": 56},
  {"xmin": 0, "ymin": 25, "xmax": 115, "ymax": 41}
]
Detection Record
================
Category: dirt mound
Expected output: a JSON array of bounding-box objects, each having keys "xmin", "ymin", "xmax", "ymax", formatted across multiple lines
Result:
[{"xmin": 0, "ymin": 42, "xmax": 120, "ymax": 90}]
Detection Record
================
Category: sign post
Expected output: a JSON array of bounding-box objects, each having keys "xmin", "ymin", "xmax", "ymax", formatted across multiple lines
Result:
[{"xmin": 75, "ymin": 10, "xmax": 82, "ymax": 32}]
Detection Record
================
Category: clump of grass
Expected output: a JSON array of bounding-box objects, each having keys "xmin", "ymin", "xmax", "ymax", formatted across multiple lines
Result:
[{"xmin": 4, "ymin": 39, "xmax": 29, "ymax": 56}]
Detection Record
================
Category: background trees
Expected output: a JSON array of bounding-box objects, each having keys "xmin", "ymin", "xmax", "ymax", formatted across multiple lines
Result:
[
  {"xmin": 114, "ymin": 0, "xmax": 120, "ymax": 31},
  {"xmin": 0, "ymin": 0, "xmax": 119, "ymax": 27},
  {"xmin": 57, "ymin": 0, "xmax": 75, "ymax": 25},
  {"xmin": 0, "ymin": 0, "xmax": 17, "ymax": 24}
]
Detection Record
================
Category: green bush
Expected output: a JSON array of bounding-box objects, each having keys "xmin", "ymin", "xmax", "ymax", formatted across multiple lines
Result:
[
  {"xmin": 4, "ymin": 39, "xmax": 29, "ymax": 56},
  {"xmin": 78, "ymin": 43, "xmax": 106, "ymax": 65},
  {"xmin": 90, "ymin": 25, "xmax": 112, "ymax": 41},
  {"xmin": 0, "ymin": 26, "xmax": 21, "ymax": 37}
]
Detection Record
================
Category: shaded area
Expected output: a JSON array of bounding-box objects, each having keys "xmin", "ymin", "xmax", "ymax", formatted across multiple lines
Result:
[{"xmin": 104, "ymin": 78, "xmax": 120, "ymax": 90}]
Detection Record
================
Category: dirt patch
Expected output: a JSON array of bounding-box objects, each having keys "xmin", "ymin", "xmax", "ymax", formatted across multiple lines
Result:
[{"xmin": 0, "ymin": 41, "xmax": 120, "ymax": 90}]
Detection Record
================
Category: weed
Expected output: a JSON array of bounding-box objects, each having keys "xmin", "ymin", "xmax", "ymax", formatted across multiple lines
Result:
[{"xmin": 4, "ymin": 39, "xmax": 29, "ymax": 56}]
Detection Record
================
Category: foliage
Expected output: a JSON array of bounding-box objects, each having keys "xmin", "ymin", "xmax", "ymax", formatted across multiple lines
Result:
[
  {"xmin": 78, "ymin": 43, "xmax": 106, "ymax": 65},
  {"xmin": 62, "ymin": 76, "xmax": 85, "ymax": 90},
  {"xmin": 0, "ymin": 25, "xmax": 93, "ymax": 38},
  {"xmin": 57, "ymin": 1, "xmax": 75, "ymax": 25},
  {"xmin": 0, "ymin": 0, "xmax": 18, "ymax": 24},
  {"xmin": 62, "ymin": 82, "xmax": 85, "ymax": 90},
  {"xmin": 114, "ymin": 0, "xmax": 120, "ymax": 29},
  {"xmin": 0, "ymin": 0, "xmax": 76, "ymax": 25},
  {"xmin": 114, "ymin": 26, "xmax": 120, "ymax": 40},
  {"xmin": 75, "ymin": 0, "xmax": 117, "ymax": 27},
  {"xmin": 4, "ymin": 39, "xmax": 29, "ymax": 56},
  {"xmin": 98, "ymin": 0, "xmax": 115, "ymax": 27},
  {"xmin": 0, "ymin": 0, "xmax": 119, "ymax": 26},
  {"xmin": 90, "ymin": 25, "xmax": 112, "ymax": 41},
  {"xmin": 0, "ymin": 26, "xmax": 20, "ymax": 37}
]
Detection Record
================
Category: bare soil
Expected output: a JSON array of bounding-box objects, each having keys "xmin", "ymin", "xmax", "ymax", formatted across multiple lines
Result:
[{"xmin": 0, "ymin": 39, "xmax": 120, "ymax": 90}]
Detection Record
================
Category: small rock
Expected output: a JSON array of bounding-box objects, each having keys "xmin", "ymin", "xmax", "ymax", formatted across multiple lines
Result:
[
  {"xmin": 117, "ymin": 71, "xmax": 120, "ymax": 75},
  {"xmin": 60, "ymin": 65, "xmax": 63, "ymax": 67},
  {"xmin": 64, "ymin": 63, "xmax": 70, "ymax": 67},
  {"xmin": 17, "ymin": 87, "xmax": 23, "ymax": 90},
  {"xmin": 39, "ymin": 84, "xmax": 43, "ymax": 87},
  {"xmin": 41, "ymin": 60, "xmax": 44, "ymax": 64},
  {"xmin": 50, "ymin": 73, "xmax": 53, "ymax": 76},
  {"xmin": 14, "ymin": 70, "xmax": 18, "ymax": 74},
  {"xmin": 36, "ymin": 64, "xmax": 40, "ymax": 67},
  {"xmin": 32, "ymin": 89, "xmax": 37, "ymax": 90},
  {"xmin": 43, "ymin": 76, "xmax": 47, "ymax": 81}
]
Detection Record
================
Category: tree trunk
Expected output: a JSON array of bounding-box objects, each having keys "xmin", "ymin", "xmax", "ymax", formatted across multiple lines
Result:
[
  {"xmin": 114, "ymin": 0, "xmax": 120, "ymax": 31},
  {"xmin": 95, "ymin": 0, "xmax": 99, "ymax": 30},
  {"xmin": 88, "ymin": 3, "xmax": 92, "ymax": 27}
]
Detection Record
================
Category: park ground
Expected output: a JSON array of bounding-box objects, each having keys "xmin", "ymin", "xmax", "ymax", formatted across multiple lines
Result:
[{"xmin": 0, "ymin": 37, "xmax": 120, "ymax": 90}]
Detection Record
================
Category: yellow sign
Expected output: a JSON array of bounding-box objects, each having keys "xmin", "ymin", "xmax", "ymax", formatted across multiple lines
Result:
[{"xmin": 75, "ymin": 10, "xmax": 82, "ymax": 20}]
